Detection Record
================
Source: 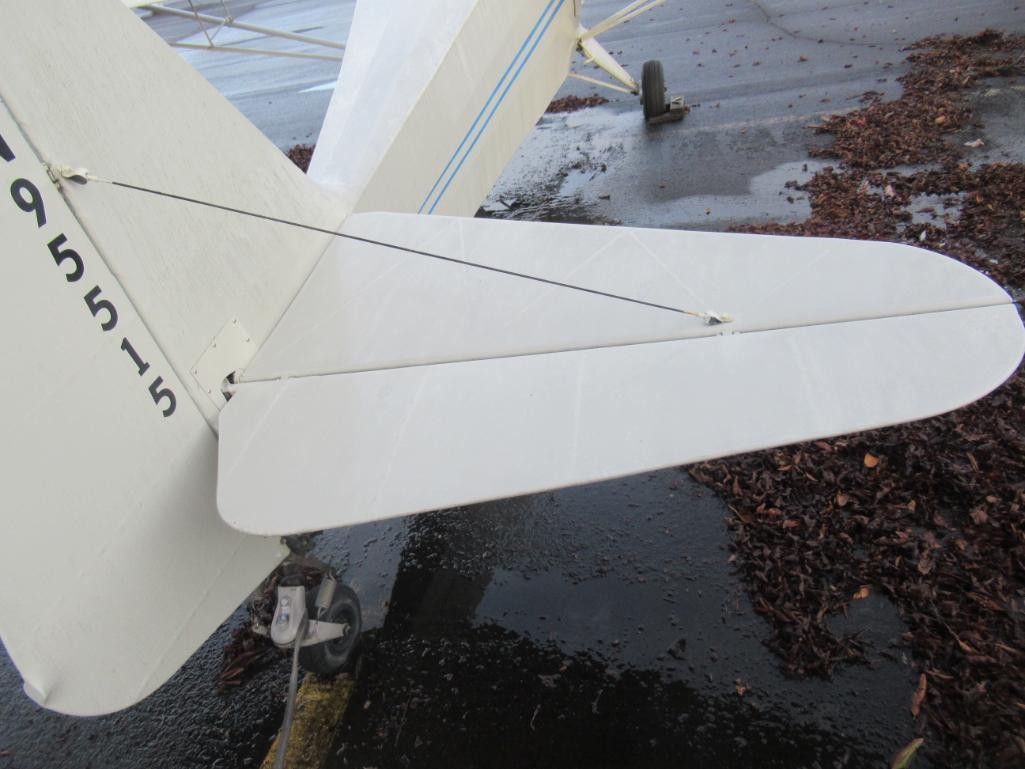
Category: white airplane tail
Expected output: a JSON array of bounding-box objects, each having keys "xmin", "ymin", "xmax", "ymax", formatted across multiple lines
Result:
[
  {"xmin": 3, "ymin": 0, "xmax": 1024, "ymax": 722},
  {"xmin": 0, "ymin": 0, "xmax": 584, "ymax": 717}
]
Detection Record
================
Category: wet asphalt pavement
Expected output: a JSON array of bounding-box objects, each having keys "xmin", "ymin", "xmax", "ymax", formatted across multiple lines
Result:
[
  {"xmin": 3, "ymin": 1, "xmax": 1025, "ymax": 768},
  {"xmin": 324, "ymin": 476, "xmax": 919, "ymax": 769}
]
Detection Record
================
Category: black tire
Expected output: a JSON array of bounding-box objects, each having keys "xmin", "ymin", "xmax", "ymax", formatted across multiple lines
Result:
[
  {"xmin": 641, "ymin": 60, "xmax": 666, "ymax": 121},
  {"xmin": 299, "ymin": 583, "xmax": 362, "ymax": 676}
]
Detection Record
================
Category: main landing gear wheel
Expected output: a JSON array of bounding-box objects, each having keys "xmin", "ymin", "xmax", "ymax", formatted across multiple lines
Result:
[
  {"xmin": 641, "ymin": 59, "xmax": 667, "ymax": 121},
  {"xmin": 299, "ymin": 582, "xmax": 362, "ymax": 675}
]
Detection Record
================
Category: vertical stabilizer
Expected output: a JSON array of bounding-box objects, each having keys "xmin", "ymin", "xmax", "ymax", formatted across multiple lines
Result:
[
  {"xmin": 1, "ymin": 0, "xmax": 346, "ymax": 425},
  {"xmin": 0, "ymin": 0, "xmax": 344, "ymax": 714}
]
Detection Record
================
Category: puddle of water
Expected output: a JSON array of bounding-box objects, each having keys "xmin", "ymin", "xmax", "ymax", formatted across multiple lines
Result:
[
  {"xmin": 487, "ymin": 107, "xmax": 839, "ymax": 231},
  {"xmin": 907, "ymin": 192, "xmax": 963, "ymax": 226},
  {"xmin": 653, "ymin": 158, "xmax": 830, "ymax": 228},
  {"xmin": 325, "ymin": 470, "xmax": 927, "ymax": 769}
]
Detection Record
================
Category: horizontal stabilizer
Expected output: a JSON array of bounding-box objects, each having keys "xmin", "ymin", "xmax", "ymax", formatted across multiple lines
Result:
[
  {"xmin": 217, "ymin": 215, "xmax": 1024, "ymax": 535},
  {"xmin": 244, "ymin": 213, "xmax": 1014, "ymax": 379}
]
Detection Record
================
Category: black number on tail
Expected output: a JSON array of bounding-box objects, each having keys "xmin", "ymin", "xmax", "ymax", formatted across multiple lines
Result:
[
  {"xmin": 84, "ymin": 286, "xmax": 118, "ymax": 331},
  {"xmin": 11, "ymin": 178, "xmax": 45, "ymax": 227},
  {"xmin": 121, "ymin": 338, "xmax": 151, "ymax": 376},
  {"xmin": 48, "ymin": 234, "xmax": 84, "ymax": 282},
  {"xmin": 149, "ymin": 377, "xmax": 176, "ymax": 418},
  {"xmin": 0, "ymin": 130, "xmax": 13, "ymax": 162}
]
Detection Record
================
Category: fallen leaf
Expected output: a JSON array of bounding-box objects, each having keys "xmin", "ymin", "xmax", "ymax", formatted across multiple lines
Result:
[
  {"xmin": 911, "ymin": 673, "xmax": 927, "ymax": 717},
  {"xmin": 864, "ymin": 453, "xmax": 880, "ymax": 468},
  {"xmin": 891, "ymin": 737, "xmax": 925, "ymax": 769},
  {"xmin": 853, "ymin": 586, "xmax": 871, "ymax": 600},
  {"xmin": 956, "ymin": 637, "xmax": 977, "ymax": 654},
  {"xmin": 917, "ymin": 552, "xmax": 934, "ymax": 576}
]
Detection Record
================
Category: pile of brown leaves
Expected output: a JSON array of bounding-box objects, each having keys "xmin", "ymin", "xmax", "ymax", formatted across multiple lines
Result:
[
  {"xmin": 810, "ymin": 30, "xmax": 1023, "ymax": 169},
  {"xmin": 692, "ymin": 377, "xmax": 1025, "ymax": 764},
  {"xmin": 286, "ymin": 143, "xmax": 315, "ymax": 173},
  {"xmin": 744, "ymin": 167, "xmax": 911, "ymax": 241},
  {"xmin": 546, "ymin": 94, "xmax": 610, "ymax": 113},
  {"xmin": 881, "ymin": 163, "xmax": 1025, "ymax": 289},
  {"xmin": 694, "ymin": 30, "xmax": 1025, "ymax": 768},
  {"xmin": 741, "ymin": 161, "xmax": 1025, "ymax": 291}
]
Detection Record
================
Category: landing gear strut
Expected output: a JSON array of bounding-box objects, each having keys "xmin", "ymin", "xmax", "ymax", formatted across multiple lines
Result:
[
  {"xmin": 266, "ymin": 571, "xmax": 362, "ymax": 675},
  {"xmin": 570, "ymin": 2, "xmax": 685, "ymax": 125},
  {"xmin": 571, "ymin": 33, "xmax": 686, "ymax": 125},
  {"xmin": 259, "ymin": 563, "xmax": 362, "ymax": 769}
]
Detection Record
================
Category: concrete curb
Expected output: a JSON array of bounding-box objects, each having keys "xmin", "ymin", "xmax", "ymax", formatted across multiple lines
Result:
[{"xmin": 260, "ymin": 674, "xmax": 354, "ymax": 769}]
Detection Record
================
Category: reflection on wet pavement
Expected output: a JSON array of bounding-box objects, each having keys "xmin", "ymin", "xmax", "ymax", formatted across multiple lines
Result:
[{"xmin": 326, "ymin": 471, "xmax": 925, "ymax": 768}]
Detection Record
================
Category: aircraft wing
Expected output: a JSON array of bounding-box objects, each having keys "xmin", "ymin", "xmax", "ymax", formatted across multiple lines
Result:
[
  {"xmin": 308, "ymin": 0, "xmax": 578, "ymax": 217},
  {"xmin": 217, "ymin": 213, "xmax": 1025, "ymax": 536}
]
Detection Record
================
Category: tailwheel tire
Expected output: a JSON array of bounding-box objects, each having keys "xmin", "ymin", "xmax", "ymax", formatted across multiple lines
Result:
[
  {"xmin": 641, "ymin": 60, "xmax": 667, "ymax": 121},
  {"xmin": 299, "ymin": 583, "xmax": 362, "ymax": 676}
]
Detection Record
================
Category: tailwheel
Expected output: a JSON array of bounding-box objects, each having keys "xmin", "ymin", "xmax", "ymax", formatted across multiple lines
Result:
[
  {"xmin": 641, "ymin": 59, "xmax": 667, "ymax": 121},
  {"xmin": 299, "ymin": 578, "xmax": 362, "ymax": 676}
]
